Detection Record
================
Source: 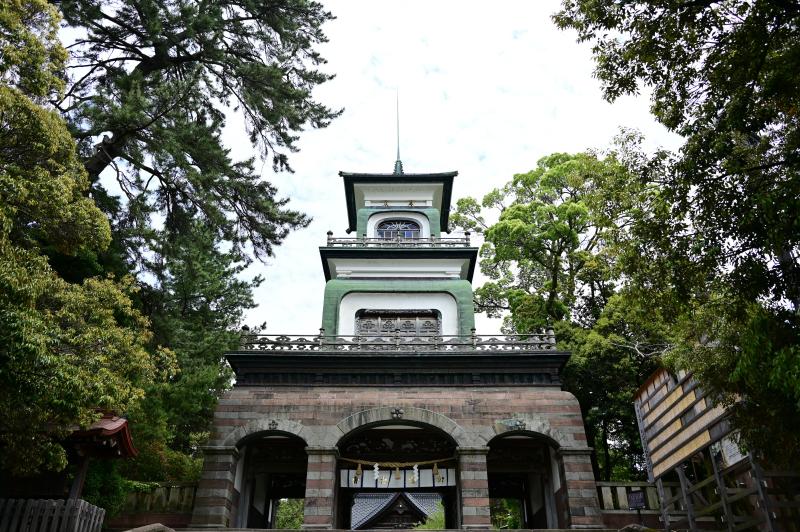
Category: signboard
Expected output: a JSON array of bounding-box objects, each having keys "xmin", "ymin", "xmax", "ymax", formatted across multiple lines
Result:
[
  {"xmin": 627, "ymin": 490, "xmax": 646, "ymax": 510},
  {"xmin": 711, "ymin": 434, "xmax": 746, "ymax": 470}
]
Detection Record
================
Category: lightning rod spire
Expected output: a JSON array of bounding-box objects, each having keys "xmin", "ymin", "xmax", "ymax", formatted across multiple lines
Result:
[{"xmin": 394, "ymin": 89, "xmax": 403, "ymax": 175}]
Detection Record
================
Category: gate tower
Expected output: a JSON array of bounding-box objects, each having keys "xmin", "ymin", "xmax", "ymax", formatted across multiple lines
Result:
[{"xmin": 191, "ymin": 160, "xmax": 604, "ymax": 530}]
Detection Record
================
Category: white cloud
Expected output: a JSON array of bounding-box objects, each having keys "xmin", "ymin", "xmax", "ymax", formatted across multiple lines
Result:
[{"xmin": 204, "ymin": 1, "xmax": 683, "ymax": 334}]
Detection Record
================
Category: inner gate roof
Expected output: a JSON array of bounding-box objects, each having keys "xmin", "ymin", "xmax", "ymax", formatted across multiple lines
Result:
[{"xmin": 351, "ymin": 492, "xmax": 441, "ymax": 530}]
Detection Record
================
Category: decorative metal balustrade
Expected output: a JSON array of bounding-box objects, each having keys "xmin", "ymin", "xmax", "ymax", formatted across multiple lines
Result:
[
  {"xmin": 325, "ymin": 231, "xmax": 472, "ymax": 248},
  {"xmin": 237, "ymin": 327, "xmax": 557, "ymax": 352}
]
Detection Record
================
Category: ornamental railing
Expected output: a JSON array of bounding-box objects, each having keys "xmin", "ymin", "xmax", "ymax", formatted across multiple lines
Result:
[
  {"xmin": 325, "ymin": 231, "xmax": 472, "ymax": 248},
  {"xmin": 237, "ymin": 327, "xmax": 557, "ymax": 352}
]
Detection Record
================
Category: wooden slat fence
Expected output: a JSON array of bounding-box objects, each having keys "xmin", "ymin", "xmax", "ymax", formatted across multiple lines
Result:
[{"xmin": 0, "ymin": 500, "xmax": 104, "ymax": 532}]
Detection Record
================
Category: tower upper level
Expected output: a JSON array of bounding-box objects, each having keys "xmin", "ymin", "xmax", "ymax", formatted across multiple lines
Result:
[{"xmin": 340, "ymin": 171, "xmax": 457, "ymax": 238}]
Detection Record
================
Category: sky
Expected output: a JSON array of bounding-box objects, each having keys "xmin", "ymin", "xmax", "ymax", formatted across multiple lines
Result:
[{"xmin": 114, "ymin": 1, "xmax": 685, "ymax": 335}]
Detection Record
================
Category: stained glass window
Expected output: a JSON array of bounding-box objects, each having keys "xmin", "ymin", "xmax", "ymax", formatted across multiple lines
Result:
[{"xmin": 377, "ymin": 220, "xmax": 420, "ymax": 239}]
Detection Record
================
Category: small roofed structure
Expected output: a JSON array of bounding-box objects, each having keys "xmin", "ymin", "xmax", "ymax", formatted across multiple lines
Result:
[
  {"xmin": 68, "ymin": 412, "xmax": 138, "ymax": 459},
  {"xmin": 351, "ymin": 492, "xmax": 442, "ymax": 530},
  {"xmin": 2, "ymin": 412, "xmax": 137, "ymax": 499}
]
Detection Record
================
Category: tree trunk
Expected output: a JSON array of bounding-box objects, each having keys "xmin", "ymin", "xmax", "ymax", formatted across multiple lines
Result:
[
  {"xmin": 602, "ymin": 420, "xmax": 611, "ymax": 481},
  {"xmin": 84, "ymin": 134, "xmax": 128, "ymax": 181},
  {"xmin": 778, "ymin": 245, "xmax": 800, "ymax": 311}
]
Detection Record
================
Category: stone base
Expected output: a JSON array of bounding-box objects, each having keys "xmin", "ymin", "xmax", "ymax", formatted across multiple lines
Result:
[{"xmin": 300, "ymin": 525, "xmax": 333, "ymax": 530}]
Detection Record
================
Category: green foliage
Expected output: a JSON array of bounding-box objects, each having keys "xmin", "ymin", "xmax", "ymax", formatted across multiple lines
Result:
[
  {"xmin": 57, "ymin": 0, "xmax": 341, "ymax": 263},
  {"xmin": 451, "ymin": 152, "xmax": 621, "ymax": 331},
  {"xmin": 81, "ymin": 461, "xmax": 128, "ymax": 518},
  {"xmin": 0, "ymin": 0, "xmax": 68, "ymax": 99},
  {"xmin": 559, "ymin": 294, "xmax": 667, "ymax": 480},
  {"xmin": 489, "ymin": 499, "xmax": 520, "ymax": 530},
  {"xmin": 0, "ymin": 0, "xmax": 175, "ymax": 476},
  {"xmin": 47, "ymin": 0, "xmax": 341, "ymax": 480},
  {"xmin": 554, "ymin": 1, "xmax": 800, "ymax": 464},
  {"xmin": 585, "ymin": 130, "xmax": 800, "ymax": 465},
  {"xmin": 453, "ymin": 148, "xmax": 664, "ymax": 479},
  {"xmin": 118, "ymin": 437, "xmax": 204, "ymax": 482},
  {"xmin": 414, "ymin": 502, "xmax": 446, "ymax": 530},
  {"xmin": 82, "ymin": 460, "xmax": 159, "ymax": 517},
  {"xmin": 275, "ymin": 498, "xmax": 305, "ymax": 530}
]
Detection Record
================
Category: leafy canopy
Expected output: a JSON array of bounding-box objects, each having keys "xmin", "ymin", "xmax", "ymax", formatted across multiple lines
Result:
[
  {"xmin": 452, "ymin": 146, "xmax": 663, "ymax": 480},
  {"xmin": 57, "ymin": 0, "xmax": 342, "ymax": 263},
  {"xmin": 587, "ymin": 130, "xmax": 800, "ymax": 465},
  {"xmin": 275, "ymin": 499, "xmax": 305, "ymax": 530},
  {"xmin": 0, "ymin": 0, "xmax": 175, "ymax": 475},
  {"xmin": 553, "ymin": 0, "xmax": 800, "ymax": 316},
  {"xmin": 555, "ymin": 1, "xmax": 800, "ymax": 464},
  {"xmin": 44, "ymin": 0, "xmax": 344, "ymax": 482},
  {"xmin": 451, "ymin": 152, "xmax": 620, "ymax": 331}
]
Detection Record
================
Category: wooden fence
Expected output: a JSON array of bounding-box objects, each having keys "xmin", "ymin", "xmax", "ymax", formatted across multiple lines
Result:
[{"xmin": 0, "ymin": 499, "xmax": 104, "ymax": 532}]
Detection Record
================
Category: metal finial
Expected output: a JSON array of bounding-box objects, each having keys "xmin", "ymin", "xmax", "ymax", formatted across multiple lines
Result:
[{"xmin": 394, "ymin": 89, "xmax": 403, "ymax": 175}]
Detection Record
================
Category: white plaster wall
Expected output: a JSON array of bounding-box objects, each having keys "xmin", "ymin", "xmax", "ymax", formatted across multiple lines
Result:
[
  {"xmin": 549, "ymin": 447, "xmax": 561, "ymax": 491},
  {"xmin": 356, "ymin": 183, "xmax": 441, "ymax": 204},
  {"xmin": 234, "ymin": 446, "xmax": 245, "ymax": 492},
  {"xmin": 328, "ymin": 258, "xmax": 467, "ymax": 279},
  {"xmin": 337, "ymin": 292, "xmax": 458, "ymax": 336},
  {"xmin": 367, "ymin": 211, "xmax": 431, "ymax": 237}
]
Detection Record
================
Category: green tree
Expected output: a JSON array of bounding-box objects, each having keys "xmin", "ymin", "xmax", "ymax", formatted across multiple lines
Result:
[
  {"xmin": 414, "ymin": 502, "xmax": 446, "ymax": 530},
  {"xmin": 559, "ymin": 294, "xmax": 667, "ymax": 480},
  {"xmin": 49, "ymin": 0, "xmax": 342, "ymax": 479},
  {"xmin": 57, "ymin": 0, "xmax": 340, "ymax": 263},
  {"xmin": 275, "ymin": 498, "xmax": 305, "ymax": 530},
  {"xmin": 452, "ymin": 150, "xmax": 661, "ymax": 480},
  {"xmin": 0, "ymin": 0, "xmax": 174, "ymax": 475},
  {"xmin": 586, "ymin": 129, "xmax": 800, "ymax": 465},
  {"xmin": 120, "ymin": 223, "xmax": 258, "ymax": 480},
  {"xmin": 554, "ymin": 1, "xmax": 800, "ymax": 464},
  {"xmin": 451, "ymin": 152, "xmax": 620, "ymax": 332}
]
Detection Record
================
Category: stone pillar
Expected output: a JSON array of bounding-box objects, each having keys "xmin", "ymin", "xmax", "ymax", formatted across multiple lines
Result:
[
  {"xmin": 191, "ymin": 445, "xmax": 240, "ymax": 528},
  {"xmin": 556, "ymin": 447, "xmax": 605, "ymax": 529},
  {"xmin": 301, "ymin": 446, "xmax": 339, "ymax": 530},
  {"xmin": 457, "ymin": 446, "xmax": 492, "ymax": 530}
]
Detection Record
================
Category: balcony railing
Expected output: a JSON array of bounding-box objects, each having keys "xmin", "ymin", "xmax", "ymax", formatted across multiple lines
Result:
[
  {"xmin": 325, "ymin": 231, "xmax": 472, "ymax": 248},
  {"xmin": 237, "ymin": 328, "xmax": 557, "ymax": 352}
]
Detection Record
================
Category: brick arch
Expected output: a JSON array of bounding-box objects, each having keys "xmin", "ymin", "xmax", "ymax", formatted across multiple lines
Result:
[
  {"xmin": 223, "ymin": 417, "xmax": 315, "ymax": 448},
  {"xmin": 335, "ymin": 406, "xmax": 473, "ymax": 447},
  {"xmin": 488, "ymin": 416, "xmax": 572, "ymax": 448}
]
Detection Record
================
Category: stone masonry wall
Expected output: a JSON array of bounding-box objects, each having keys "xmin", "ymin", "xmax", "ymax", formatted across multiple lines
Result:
[{"xmin": 191, "ymin": 386, "xmax": 603, "ymax": 530}]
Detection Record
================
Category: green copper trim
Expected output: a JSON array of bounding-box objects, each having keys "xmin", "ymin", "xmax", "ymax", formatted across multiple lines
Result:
[{"xmin": 321, "ymin": 279, "xmax": 476, "ymax": 336}]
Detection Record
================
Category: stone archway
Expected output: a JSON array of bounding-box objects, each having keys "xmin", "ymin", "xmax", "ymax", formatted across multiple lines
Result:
[
  {"xmin": 489, "ymin": 416, "xmax": 572, "ymax": 449},
  {"xmin": 335, "ymin": 407, "xmax": 465, "ymax": 530},
  {"xmin": 335, "ymin": 406, "xmax": 472, "ymax": 447},
  {"xmin": 223, "ymin": 417, "xmax": 315, "ymax": 448}
]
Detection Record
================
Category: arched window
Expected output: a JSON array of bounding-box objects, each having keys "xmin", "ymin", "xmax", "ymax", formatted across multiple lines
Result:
[{"xmin": 377, "ymin": 220, "xmax": 420, "ymax": 239}]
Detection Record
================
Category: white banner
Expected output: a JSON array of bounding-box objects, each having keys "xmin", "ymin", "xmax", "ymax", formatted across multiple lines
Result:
[{"xmin": 341, "ymin": 468, "xmax": 456, "ymax": 488}]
